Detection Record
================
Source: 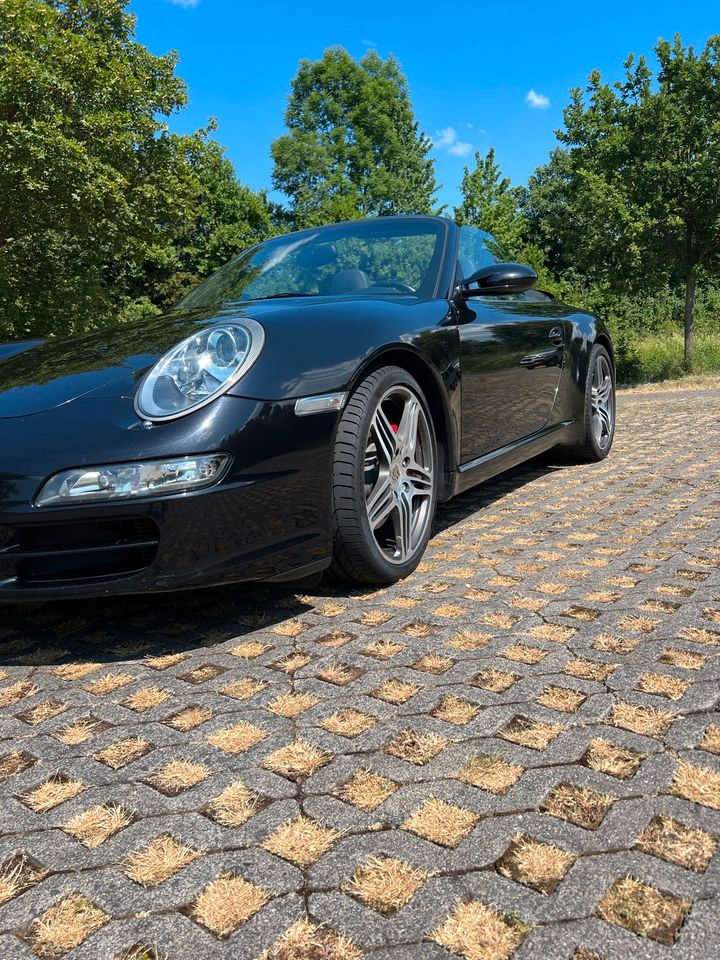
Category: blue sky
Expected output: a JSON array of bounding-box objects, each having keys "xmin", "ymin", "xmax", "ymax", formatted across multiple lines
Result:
[{"xmin": 130, "ymin": 0, "xmax": 717, "ymax": 210}]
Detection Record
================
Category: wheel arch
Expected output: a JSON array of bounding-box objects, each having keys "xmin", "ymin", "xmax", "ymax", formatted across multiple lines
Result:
[
  {"xmin": 594, "ymin": 331, "xmax": 615, "ymax": 372},
  {"xmin": 346, "ymin": 346, "xmax": 458, "ymax": 502}
]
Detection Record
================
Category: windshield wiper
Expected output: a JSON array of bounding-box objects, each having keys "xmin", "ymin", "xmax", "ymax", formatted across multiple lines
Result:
[{"xmin": 253, "ymin": 292, "xmax": 317, "ymax": 300}]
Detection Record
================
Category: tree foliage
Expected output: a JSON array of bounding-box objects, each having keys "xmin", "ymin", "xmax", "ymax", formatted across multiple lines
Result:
[
  {"xmin": 454, "ymin": 148, "xmax": 524, "ymax": 255},
  {"xmin": 271, "ymin": 47, "xmax": 438, "ymax": 228},
  {"xmin": 0, "ymin": 0, "xmax": 269, "ymax": 339},
  {"xmin": 524, "ymin": 35, "xmax": 720, "ymax": 363}
]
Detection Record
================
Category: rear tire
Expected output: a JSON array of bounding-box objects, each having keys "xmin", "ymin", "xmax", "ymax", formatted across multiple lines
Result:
[
  {"xmin": 568, "ymin": 343, "xmax": 616, "ymax": 462},
  {"xmin": 330, "ymin": 366, "xmax": 438, "ymax": 584}
]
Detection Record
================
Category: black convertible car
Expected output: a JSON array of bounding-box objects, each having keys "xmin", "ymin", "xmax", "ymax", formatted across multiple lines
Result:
[{"xmin": 0, "ymin": 215, "xmax": 615, "ymax": 600}]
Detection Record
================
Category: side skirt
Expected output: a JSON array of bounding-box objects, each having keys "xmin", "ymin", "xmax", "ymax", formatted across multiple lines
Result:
[{"xmin": 451, "ymin": 420, "xmax": 576, "ymax": 496}]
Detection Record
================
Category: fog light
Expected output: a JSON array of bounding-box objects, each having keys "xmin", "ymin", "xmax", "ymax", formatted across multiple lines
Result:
[{"xmin": 36, "ymin": 454, "xmax": 231, "ymax": 507}]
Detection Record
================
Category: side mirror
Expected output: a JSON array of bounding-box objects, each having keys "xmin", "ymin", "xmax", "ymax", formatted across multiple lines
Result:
[{"xmin": 459, "ymin": 262, "xmax": 537, "ymax": 297}]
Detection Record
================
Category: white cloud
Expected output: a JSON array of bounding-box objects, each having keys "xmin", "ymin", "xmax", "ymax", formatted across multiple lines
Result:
[
  {"xmin": 526, "ymin": 89, "xmax": 550, "ymax": 109},
  {"xmin": 433, "ymin": 126, "xmax": 473, "ymax": 157},
  {"xmin": 165, "ymin": 0, "xmax": 199, "ymax": 7},
  {"xmin": 361, "ymin": 39, "xmax": 378, "ymax": 47}
]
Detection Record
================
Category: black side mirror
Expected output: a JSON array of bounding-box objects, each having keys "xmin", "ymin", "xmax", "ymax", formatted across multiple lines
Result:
[{"xmin": 459, "ymin": 262, "xmax": 537, "ymax": 297}]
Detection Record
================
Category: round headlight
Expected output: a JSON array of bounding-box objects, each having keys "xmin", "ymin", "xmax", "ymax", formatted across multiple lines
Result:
[{"xmin": 135, "ymin": 319, "xmax": 264, "ymax": 421}]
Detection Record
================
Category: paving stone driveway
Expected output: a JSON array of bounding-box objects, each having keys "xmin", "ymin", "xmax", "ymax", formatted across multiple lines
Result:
[{"xmin": 1, "ymin": 386, "xmax": 719, "ymax": 960}]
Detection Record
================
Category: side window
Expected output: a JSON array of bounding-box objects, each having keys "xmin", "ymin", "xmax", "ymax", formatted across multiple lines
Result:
[{"xmin": 456, "ymin": 226, "xmax": 508, "ymax": 282}]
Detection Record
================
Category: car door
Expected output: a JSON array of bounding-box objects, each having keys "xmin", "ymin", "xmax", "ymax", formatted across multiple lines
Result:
[{"xmin": 454, "ymin": 228, "xmax": 566, "ymax": 462}]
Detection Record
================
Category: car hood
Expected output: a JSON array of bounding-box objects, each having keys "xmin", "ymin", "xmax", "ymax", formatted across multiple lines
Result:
[{"xmin": 0, "ymin": 296, "xmax": 423, "ymax": 418}]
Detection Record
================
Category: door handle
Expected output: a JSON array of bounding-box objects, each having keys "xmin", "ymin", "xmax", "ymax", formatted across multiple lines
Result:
[{"xmin": 548, "ymin": 327, "xmax": 564, "ymax": 346}]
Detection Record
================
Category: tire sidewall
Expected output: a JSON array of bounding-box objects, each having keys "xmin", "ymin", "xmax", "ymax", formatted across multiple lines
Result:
[
  {"xmin": 584, "ymin": 344, "xmax": 615, "ymax": 459},
  {"xmin": 337, "ymin": 366, "xmax": 438, "ymax": 581}
]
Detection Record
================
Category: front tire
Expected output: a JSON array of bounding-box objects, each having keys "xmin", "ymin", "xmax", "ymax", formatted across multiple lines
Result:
[
  {"xmin": 330, "ymin": 366, "xmax": 438, "ymax": 584},
  {"xmin": 569, "ymin": 343, "xmax": 616, "ymax": 462}
]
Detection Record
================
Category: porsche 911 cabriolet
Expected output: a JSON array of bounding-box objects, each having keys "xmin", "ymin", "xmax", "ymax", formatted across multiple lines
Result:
[{"xmin": 0, "ymin": 215, "xmax": 615, "ymax": 599}]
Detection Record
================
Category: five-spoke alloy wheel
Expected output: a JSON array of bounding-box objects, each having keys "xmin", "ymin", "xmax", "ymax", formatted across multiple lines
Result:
[
  {"xmin": 331, "ymin": 366, "xmax": 438, "ymax": 583},
  {"xmin": 570, "ymin": 343, "xmax": 616, "ymax": 462}
]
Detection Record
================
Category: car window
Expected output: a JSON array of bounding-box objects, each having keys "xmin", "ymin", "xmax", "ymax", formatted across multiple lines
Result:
[
  {"xmin": 176, "ymin": 218, "xmax": 446, "ymax": 309},
  {"xmin": 456, "ymin": 226, "xmax": 509, "ymax": 282}
]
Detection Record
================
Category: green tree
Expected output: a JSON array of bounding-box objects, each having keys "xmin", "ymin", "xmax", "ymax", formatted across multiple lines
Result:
[
  {"xmin": 135, "ymin": 133, "xmax": 272, "ymax": 309},
  {"xmin": 271, "ymin": 47, "xmax": 438, "ymax": 228},
  {"xmin": 454, "ymin": 148, "xmax": 524, "ymax": 254},
  {"xmin": 525, "ymin": 35, "xmax": 720, "ymax": 365}
]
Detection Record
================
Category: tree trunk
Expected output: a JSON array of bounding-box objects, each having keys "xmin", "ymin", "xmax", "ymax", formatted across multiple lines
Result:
[{"xmin": 684, "ymin": 271, "xmax": 697, "ymax": 368}]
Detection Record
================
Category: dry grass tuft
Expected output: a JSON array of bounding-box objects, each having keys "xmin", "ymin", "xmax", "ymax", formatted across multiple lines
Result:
[
  {"xmin": 607, "ymin": 701, "xmax": 675, "ymax": 738},
  {"xmin": 497, "ymin": 834, "xmax": 575, "ymax": 894},
  {"xmin": 564, "ymin": 658, "xmax": 617, "ymax": 682},
  {"xmin": 273, "ymin": 619, "xmax": 308, "ymax": 637},
  {"xmin": 219, "ymin": 678, "xmax": 267, "ymax": 700},
  {"xmin": 207, "ymin": 720, "xmax": 266, "ymax": 754},
  {"xmin": 179, "ymin": 663, "xmax": 225, "ymax": 684},
  {"xmin": 30, "ymin": 893, "xmax": 108, "ymax": 957},
  {"xmin": 84, "ymin": 672, "xmax": 135, "ymax": 695},
  {"xmin": 144, "ymin": 651, "xmax": 189, "ymax": 670},
  {"xmin": 321, "ymin": 709, "xmax": 377, "ymax": 737},
  {"xmin": 361, "ymin": 639, "xmax": 405, "ymax": 659},
  {"xmin": 22, "ymin": 775, "xmax": 85, "ymax": 813},
  {"xmin": 402, "ymin": 797, "xmax": 479, "ymax": 848},
  {"xmin": 206, "ymin": 780, "xmax": 262, "ymax": 827},
  {"xmin": 433, "ymin": 695, "xmax": 481, "ymax": 725},
  {"xmin": 0, "ymin": 856, "xmax": 47, "ymax": 905},
  {"xmin": 679, "ymin": 626, "xmax": 720, "ymax": 646},
  {"xmin": 0, "ymin": 680, "xmax": 38, "ymax": 708},
  {"xmin": 638, "ymin": 816, "xmax": 717, "ymax": 872},
  {"xmin": 267, "ymin": 691, "xmax": 319, "ymax": 717},
  {"xmin": 637, "ymin": 673, "xmax": 690, "ymax": 701},
  {"xmin": 52, "ymin": 717, "xmax": 104, "ymax": 745},
  {"xmin": 263, "ymin": 740, "xmax": 330, "ymax": 780},
  {"xmin": 344, "ymin": 856, "xmax": 429, "ymax": 914},
  {"xmin": 124, "ymin": 835, "xmax": 199, "ymax": 887},
  {"xmin": 593, "ymin": 633, "xmax": 639, "ymax": 654},
  {"xmin": 52, "ymin": 661, "xmax": 101, "ymax": 681},
  {"xmin": 502, "ymin": 644, "xmax": 547, "ymax": 664},
  {"xmin": 335, "ymin": 769, "xmax": 398, "ymax": 811},
  {"xmin": 165, "ymin": 705, "xmax": 213, "ymax": 731},
  {"xmin": 64, "ymin": 803, "xmax": 132, "ymax": 848},
  {"xmin": 402, "ymin": 620, "xmax": 437, "ymax": 638},
  {"xmin": 385, "ymin": 728, "xmax": 448, "ymax": 765},
  {"xmin": 456, "ymin": 755, "xmax": 523, "ymax": 795},
  {"xmin": 0, "ymin": 750, "xmax": 36, "ymax": 780},
  {"xmin": 530, "ymin": 623, "xmax": 577, "ymax": 643},
  {"xmin": 191, "ymin": 873, "xmax": 268, "ymax": 937},
  {"xmin": 258, "ymin": 916, "xmax": 363, "ymax": 960},
  {"xmin": 481, "ymin": 611, "xmax": 519, "ymax": 629},
  {"xmin": 93, "ymin": 737, "xmax": 151, "ymax": 769},
  {"xmin": 659, "ymin": 648, "xmax": 708, "ymax": 670},
  {"xmin": 371, "ymin": 679, "xmax": 420, "ymax": 704},
  {"xmin": 583, "ymin": 739, "xmax": 645, "ymax": 779},
  {"xmin": 700, "ymin": 724, "xmax": 720, "ymax": 755},
  {"xmin": 671, "ymin": 759, "xmax": 720, "ymax": 810},
  {"xmin": 271, "ymin": 651, "xmax": 312, "ymax": 673},
  {"xmin": 501, "ymin": 717, "xmax": 564, "ymax": 751},
  {"xmin": 471, "ymin": 669, "xmax": 519, "ymax": 693},
  {"xmin": 562, "ymin": 606, "xmax": 601, "ymax": 622},
  {"xmin": 536, "ymin": 686, "xmax": 586, "ymax": 713},
  {"xmin": 123, "ymin": 687, "xmax": 171, "ymax": 712},
  {"xmin": 598, "ymin": 876, "xmax": 690, "ymax": 944},
  {"xmin": 411, "ymin": 652, "xmax": 454, "ymax": 674},
  {"xmin": 316, "ymin": 630, "xmax": 355, "ymax": 648},
  {"xmin": 230, "ymin": 640, "xmax": 273, "ymax": 659},
  {"xmin": 148, "ymin": 760, "xmax": 208, "ymax": 795},
  {"xmin": 544, "ymin": 783, "xmax": 614, "ymax": 830},
  {"xmin": 17, "ymin": 699, "xmax": 67, "ymax": 725},
  {"xmin": 317, "ymin": 662, "xmax": 363, "ymax": 686},
  {"xmin": 430, "ymin": 899, "xmax": 529, "ymax": 960},
  {"xmin": 357, "ymin": 609, "xmax": 392, "ymax": 627},
  {"xmin": 447, "ymin": 630, "xmax": 493, "ymax": 651},
  {"xmin": 262, "ymin": 815, "xmax": 341, "ymax": 867}
]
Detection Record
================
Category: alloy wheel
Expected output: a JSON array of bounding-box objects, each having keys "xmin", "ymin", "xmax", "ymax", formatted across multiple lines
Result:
[
  {"xmin": 591, "ymin": 354, "xmax": 615, "ymax": 450},
  {"xmin": 363, "ymin": 386, "xmax": 434, "ymax": 564}
]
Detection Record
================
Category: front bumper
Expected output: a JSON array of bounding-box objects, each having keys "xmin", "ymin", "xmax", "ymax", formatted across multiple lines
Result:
[{"xmin": 0, "ymin": 394, "xmax": 336, "ymax": 601}]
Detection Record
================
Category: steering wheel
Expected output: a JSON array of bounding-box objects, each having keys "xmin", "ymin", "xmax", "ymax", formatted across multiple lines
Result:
[{"xmin": 369, "ymin": 278, "xmax": 417, "ymax": 294}]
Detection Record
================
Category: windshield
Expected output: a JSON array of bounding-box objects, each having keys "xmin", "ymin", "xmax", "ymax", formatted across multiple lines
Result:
[{"xmin": 176, "ymin": 217, "xmax": 446, "ymax": 310}]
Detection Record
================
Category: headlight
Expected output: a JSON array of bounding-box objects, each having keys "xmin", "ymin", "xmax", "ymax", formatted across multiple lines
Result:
[
  {"xmin": 135, "ymin": 319, "xmax": 264, "ymax": 421},
  {"xmin": 36, "ymin": 454, "xmax": 231, "ymax": 507}
]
